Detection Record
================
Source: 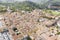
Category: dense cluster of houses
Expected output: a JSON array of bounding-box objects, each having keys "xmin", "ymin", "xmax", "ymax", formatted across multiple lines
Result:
[{"xmin": 0, "ymin": 9, "xmax": 60, "ymax": 40}]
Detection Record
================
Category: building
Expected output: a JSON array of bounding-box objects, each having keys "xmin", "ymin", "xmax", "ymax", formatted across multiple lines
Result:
[{"xmin": 48, "ymin": 2, "xmax": 60, "ymax": 10}]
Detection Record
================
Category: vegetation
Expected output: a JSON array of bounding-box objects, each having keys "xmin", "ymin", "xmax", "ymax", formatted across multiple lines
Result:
[
  {"xmin": 0, "ymin": 1, "xmax": 41, "ymax": 12},
  {"xmin": 43, "ymin": 9, "xmax": 60, "ymax": 15},
  {"xmin": 56, "ymin": 32, "xmax": 60, "ymax": 35},
  {"xmin": 0, "ymin": 0, "xmax": 60, "ymax": 13},
  {"xmin": 14, "ymin": 1, "xmax": 41, "ymax": 11},
  {"xmin": 0, "ymin": 6, "xmax": 7, "ymax": 12}
]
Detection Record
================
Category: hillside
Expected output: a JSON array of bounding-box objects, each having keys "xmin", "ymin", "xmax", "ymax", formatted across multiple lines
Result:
[
  {"xmin": 0, "ymin": 1, "xmax": 41, "ymax": 12},
  {"xmin": 0, "ymin": 0, "xmax": 60, "ymax": 12},
  {"xmin": 14, "ymin": 1, "xmax": 40, "ymax": 11}
]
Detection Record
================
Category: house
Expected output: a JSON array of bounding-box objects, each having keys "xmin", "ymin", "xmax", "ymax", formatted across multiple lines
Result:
[{"xmin": 48, "ymin": 2, "xmax": 60, "ymax": 10}]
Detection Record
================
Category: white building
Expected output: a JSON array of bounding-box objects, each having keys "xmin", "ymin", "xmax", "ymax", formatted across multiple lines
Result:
[{"xmin": 0, "ymin": 32, "xmax": 14, "ymax": 40}]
